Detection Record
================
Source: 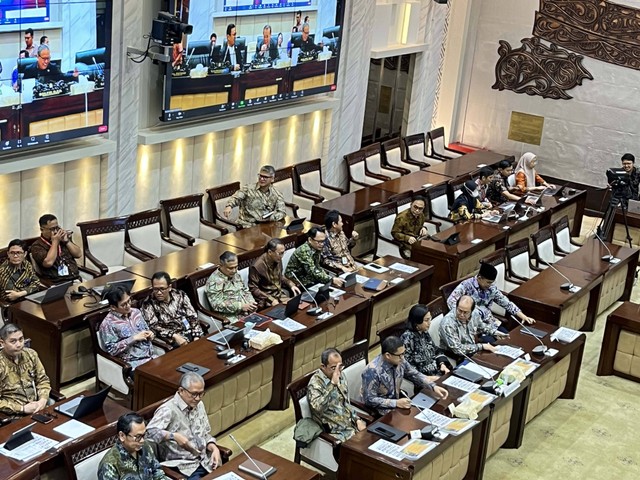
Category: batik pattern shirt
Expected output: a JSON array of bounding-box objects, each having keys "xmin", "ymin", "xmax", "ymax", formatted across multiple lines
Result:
[
  {"xmin": 248, "ymin": 253, "xmax": 295, "ymax": 309},
  {"xmin": 486, "ymin": 173, "xmax": 511, "ymax": 205},
  {"xmin": 449, "ymin": 196, "xmax": 485, "ymax": 222},
  {"xmin": 361, "ymin": 354, "xmax": 435, "ymax": 416},
  {"xmin": 205, "ymin": 269, "xmax": 254, "ymax": 323},
  {"xmin": 0, "ymin": 348, "xmax": 51, "ymax": 414},
  {"xmin": 308, "ymin": 369, "xmax": 359, "ymax": 443},
  {"xmin": 322, "ymin": 231, "xmax": 356, "ymax": 271},
  {"xmin": 0, "ymin": 259, "xmax": 42, "ymax": 302},
  {"xmin": 141, "ymin": 290, "xmax": 203, "ymax": 345},
  {"xmin": 446, "ymin": 276, "xmax": 521, "ymax": 323},
  {"xmin": 391, "ymin": 209, "xmax": 427, "ymax": 249},
  {"xmin": 30, "ymin": 237, "xmax": 80, "ymax": 282},
  {"xmin": 98, "ymin": 441, "xmax": 169, "ymax": 480},
  {"xmin": 98, "ymin": 308, "xmax": 157, "ymax": 369},
  {"xmin": 439, "ymin": 309, "xmax": 497, "ymax": 357},
  {"xmin": 146, "ymin": 393, "xmax": 217, "ymax": 476},
  {"xmin": 225, "ymin": 183, "xmax": 286, "ymax": 228},
  {"xmin": 284, "ymin": 242, "xmax": 331, "ymax": 287},
  {"xmin": 400, "ymin": 329, "xmax": 447, "ymax": 376},
  {"xmin": 626, "ymin": 167, "xmax": 640, "ymax": 200}
]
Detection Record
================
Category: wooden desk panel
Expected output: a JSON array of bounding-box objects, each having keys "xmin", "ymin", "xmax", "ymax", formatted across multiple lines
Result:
[
  {"xmin": 424, "ymin": 151, "xmax": 514, "ymax": 178},
  {"xmin": 212, "ymin": 222, "xmax": 309, "ymax": 252},
  {"xmin": 0, "ymin": 395, "xmax": 127, "ymax": 479},
  {"xmin": 8, "ymin": 271, "xmax": 151, "ymax": 390},
  {"xmin": 597, "ymin": 301, "xmax": 640, "ymax": 381},
  {"xmin": 375, "ymin": 171, "xmax": 450, "ymax": 195}
]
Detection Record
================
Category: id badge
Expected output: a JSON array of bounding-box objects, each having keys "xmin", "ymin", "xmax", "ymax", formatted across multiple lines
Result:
[
  {"xmin": 341, "ymin": 257, "xmax": 348, "ymax": 266},
  {"xmin": 58, "ymin": 264, "xmax": 69, "ymax": 276}
]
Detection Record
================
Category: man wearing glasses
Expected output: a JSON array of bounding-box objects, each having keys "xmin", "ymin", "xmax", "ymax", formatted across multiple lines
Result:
[
  {"xmin": 361, "ymin": 336, "xmax": 448, "ymax": 416},
  {"xmin": 248, "ymin": 238, "xmax": 300, "ymax": 309},
  {"xmin": 31, "ymin": 213, "xmax": 82, "ymax": 283},
  {"xmin": 391, "ymin": 196, "xmax": 431, "ymax": 259},
  {"xmin": 141, "ymin": 271, "xmax": 203, "ymax": 348},
  {"xmin": 0, "ymin": 239, "xmax": 42, "ymax": 304},
  {"xmin": 439, "ymin": 295, "xmax": 500, "ymax": 363},
  {"xmin": 223, "ymin": 165, "xmax": 286, "ymax": 228},
  {"xmin": 285, "ymin": 227, "xmax": 345, "ymax": 288},
  {"xmin": 98, "ymin": 412, "xmax": 170, "ymax": 479},
  {"xmin": 99, "ymin": 287, "xmax": 158, "ymax": 374},
  {"xmin": 147, "ymin": 373, "xmax": 222, "ymax": 479}
]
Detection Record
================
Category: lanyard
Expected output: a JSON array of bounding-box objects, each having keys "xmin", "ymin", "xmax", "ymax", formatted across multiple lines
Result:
[{"xmin": 39, "ymin": 236, "xmax": 62, "ymax": 259}]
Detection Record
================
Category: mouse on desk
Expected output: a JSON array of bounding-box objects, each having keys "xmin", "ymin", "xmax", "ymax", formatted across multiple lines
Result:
[{"xmin": 215, "ymin": 345, "xmax": 226, "ymax": 352}]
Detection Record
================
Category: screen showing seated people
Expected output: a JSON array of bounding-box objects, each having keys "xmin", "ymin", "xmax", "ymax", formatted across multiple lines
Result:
[
  {"xmin": 0, "ymin": 0, "xmax": 111, "ymax": 154},
  {"xmin": 161, "ymin": 0, "xmax": 344, "ymax": 122}
]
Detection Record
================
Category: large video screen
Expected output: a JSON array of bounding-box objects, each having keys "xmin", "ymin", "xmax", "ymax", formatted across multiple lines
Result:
[
  {"xmin": 0, "ymin": 0, "xmax": 111, "ymax": 154},
  {"xmin": 161, "ymin": 0, "xmax": 344, "ymax": 122}
]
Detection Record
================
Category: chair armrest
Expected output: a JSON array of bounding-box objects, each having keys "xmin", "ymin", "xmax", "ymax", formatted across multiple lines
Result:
[
  {"xmin": 197, "ymin": 307, "xmax": 231, "ymax": 326},
  {"xmin": 505, "ymin": 273, "xmax": 526, "ymax": 285},
  {"xmin": 168, "ymin": 226, "xmax": 196, "ymax": 247},
  {"xmin": 427, "ymin": 151, "xmax": 454, "ymax": 161},
  {"xmin": 77, "ymin": 265, "xmax": 100, "ymax": 280},
  {"xmin": 213, "ymin": 214, "xmax": 244, "ymax": 231},
  {"xmin": 83, "ymin": 251, "xmax": 109, "ymax": 276},
  {"xmin": 425, "ymin": 219, "xmax": 442, "ymax": 233},
  {"xmin": 356, "ymin": 412, "xmax": 375, "ymax": 424},
  {"xmin": 197, "ymin": 319, "xmax": 211, "ymax": 334},
  {"xmin": 404, "ymin": 157, "xmax": 430, "ymax": 169},
  {"xmin": 350, "ymin": 399, "xmax": 378, "ymax": 418},
  {"xmin": 162, "ymin": 467, "xmax": 185, "ymax": 480},
  {"xmin": 318, "ymin": 432, "xmax": 342, "ymax": 449},
  {"xmin": 160, "ymin": 234, "xmax": 187, "ymax": 250},
  {"xmin": 152, "ymin": 337, "xmax": 173, "ymax": 352},
  {"xmin": 320, "ymin": 181, "xmax": 346, "ymax": 196},
  {"xmin": 200, "ymin": 218, "xmax": 228, "ymax": 237},
  {"xmin": 49, "ymin": 390, "xmax": 66, "ymax": 402},
  {"xmin": 365, "ymin": 171, "xmax": 391, "ymax": 182},
  {"xmin": 383, "ymin": 164, "xmax": 410, "ymax": 176},
  {"xmin": 284, "ymin": 202, "xmax": 300, "ymax": 219},
  {"xmin": 218, "ymin": 445, "xmax": 232, "ymax": 463},
  {"xmin": 294, "ymin": 188, "xmax": 323, "ymax": 204},
  {"xmin": 124, "ymin": 245, "xmax": 154, "ymax": 262}
]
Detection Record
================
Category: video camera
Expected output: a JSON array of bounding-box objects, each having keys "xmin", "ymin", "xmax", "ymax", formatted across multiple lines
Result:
[
  {"xmin": 606, "ymin": 167, "xmax": 632, "ymax": 202},
  {"xmin": 152, "ymin": 12, "xmax": 193, "ymax": 46}
]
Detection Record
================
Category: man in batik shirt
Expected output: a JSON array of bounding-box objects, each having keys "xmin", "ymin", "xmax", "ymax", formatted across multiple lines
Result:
[
  {"xmin": 141, "ymin": 271, "xmax": 203, "ymax": 347},
  {"xmin": 206, "ymin": 251, "xmax": 256, "ymax": 323},
  {"xmin": 98, "ymin": 412, "xmax": 169, "ymax": 480},
  {"xmin": 285, "ymin": 227, "xmax": 344, "ymax": 288},
  {"xmin": 322, "ymin": 210, "xmax": 359, "ymax": 273},
  {"xmin": 223, "ymin": 165, "xmax": 286, "ymax": 228},
  {"xmin": 147, "ymin": 373, "xmax": 221, "ymax": 479},
  {"xmin": 361, "ymin": 336, "xmax": 448, "ymax": 417},
  {"xmin": 308, "ymin": 348, "xmax": 366, "ymax": 442},
  {"xmin": 486, "ymin": 159, "xmax": 521, "ymax": 205},
  {"xmin": 391, "ymin": 196, "xmax": 429, "ymax": 259},
  {"xmin": 248, "ymin": 238, "xmax": 300, "ymax": 309}
]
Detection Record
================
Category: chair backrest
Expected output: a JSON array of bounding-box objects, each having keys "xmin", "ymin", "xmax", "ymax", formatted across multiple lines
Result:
[
  {"xmin": 381, "ymin": 138, "xmax": 403, "ymax": 168},
  {"xmin": 389, "ymin": 191, "xmax": 414, "ymax": 213},
  {"xmin": 77, "ymin": 216, "xmax": 128, "ymax": 270},
  {"xmin": 439, "ymin": 274, "xmax": 474, "ymax": 305},
  {"xmin": 363, "ymin": 143, "xmax": 383, "ymax": 175},
  {"xmin": 373, "ymin": 202, "xmax": 398, "ymax": 242},
  {"xmin": 426, "ymin": 297, "xmax": 448, "ymax": 348},
  {"xmin": 287, "ymin": 371, "xmax": 315, "ymax": 422},
  {"xmin": 403, "ymin": 133, "xmax": 426, "ymax": 160},
  {"xmin": 184, "ymin": 266, "xmax": 219, "ymax": 327},
  {"xmin": 8, "ymin": 461, "xmax": 40, "ymax": 480},
  {"xmin": 206, "ymin": 181, "xmax": 241, "ymax": 225},
  {"xmin": 427, "ymin": 126, "xmax": 447, "ymax": 156},
  {"xmin": 237, "ymin": 249, "xmax": 262, "ymax": 286},
  {"xmin": 426, "ymin": 183, "xmax": 450, "ymax": 218},
  {"xmin": 377, "ymin": 321, "xmax": 407, "ymax": 344},
  {"xmin": 345, "ymin": 150, "xmax": 373, "ymax": 188},
  {"xmin": 294, "ymin": 159, "xmax": 329, "ymax": 198},
  {"xmin": 506, "ymin": 238, "xmax": 533, "ymax": 278},
  {"xmin": 531, "ymin": 226, "xmax": 557, "ymax": 265},
  {"xmin": 552, "ymin": 215, "xmax": 572, "ymax": 252},
  {"xmin": 273, "ymin": 166, "xmax": 295, "ymax": 204},
  {"xmin": 507, "ymin": 174, "xmax": 515, "ymax": 187},
  {"xmin": 340, "ymin": 339, "xmax": 369, "ymax": 403},
  {"xmin": 125, "ymin": 209, "xmax": 164, "ymax": 258},
  {"xmin": 281, "ymin": 235, "xmax": 298, "ymax": 272},
  {"xmin": 62, "ymin": 423, "xmax": 118, "ymax": 480},
  {"xmin": 160, "ymin": 193, "xmax": 205, "ymax": 239}
]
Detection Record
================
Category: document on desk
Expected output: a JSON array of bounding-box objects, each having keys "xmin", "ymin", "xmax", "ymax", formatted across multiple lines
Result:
[
  {"xmin": 214, "ymin": 473, "xmax": 245, "ymax": 480},
  {"xmin": 415, "ymin": 409, "xmax": 453, "ymax": 429},
  {"xmin": 507, "ymin": 358, "xmax": 539, "ymax": 377},
  {"xmin": 442, "ymin": 375, "xmax": 480, "ymax": 393},
  {"xmin": 389, "ymin": 262, "xmax": 419, "ymax": 274},
  {"xmin": 0, "ymin": 433, "xmax": 59, "ymax": 462},
  {"xmin": 495, "ymin": 345, "xmax": 525, "ymax": 359},
  {"xmin": 273, "ymin": 318, "xmax": 306, "ymax": 332},
  {"xmin": 552, "ymin": 326, "xmax": 580, "ymax": 343},
  {"xmin": 399, "ymin": 439, "xmax": 438, "ymax": 460},
  {"xmin": 441, "ymin": 418, "xmax": 478, "ymax": 436},
  {"xmin": 368, "ymin": 438, "xmax": 406, "ymax": 461},
  {"xmin": 461, "ymin": 389, "xmax": 496, "ymax": 409},
  {"xmin": 53, "ymin": 419, "xmax": 95, "ymax": 439}
]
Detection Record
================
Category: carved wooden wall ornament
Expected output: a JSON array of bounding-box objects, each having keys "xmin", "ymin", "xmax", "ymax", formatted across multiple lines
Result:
[
  {"xmin": 534, "ymin": 0, "xmax": 640, "ymax": 70},
  {"xmin": 492, "ymin": 37, "xmax": 593, "ymax": 100}
]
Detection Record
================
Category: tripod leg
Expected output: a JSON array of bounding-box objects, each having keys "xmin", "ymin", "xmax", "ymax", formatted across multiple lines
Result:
[
  {"xmin": 620, "ymin": 206, "xmax": 634, "ymax": 248},
  {"xmin": 598, "ymin": 204, "xmax": 616, "ymax": 239}
]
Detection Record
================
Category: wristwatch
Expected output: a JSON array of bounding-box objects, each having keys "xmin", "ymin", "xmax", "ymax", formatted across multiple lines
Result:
[{"xmin": 169, "ymin": 432, "xmax": 175, "ymax": 441}]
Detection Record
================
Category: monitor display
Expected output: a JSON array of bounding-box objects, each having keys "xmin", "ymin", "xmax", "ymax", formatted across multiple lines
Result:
[
  {"xmin": 0, "ymin": 1, "xmax": 111, "ymax": 155},
  {"xmin": 161, "ymin": 0, "xmax": 344, "ymax": 122}
]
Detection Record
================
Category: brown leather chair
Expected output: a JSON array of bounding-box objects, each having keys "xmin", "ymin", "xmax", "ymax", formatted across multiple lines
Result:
[
  {"xmin": 531, "ymin": 225, "xmax": 565, "ymax": 268},
  {"xmin": 403, "ymin": 133, "xmax": 436, "ymax": 166},
  {"xmin": 427, "ymin": 126, "xmax": 464, "ymax": 161},
  {"xmin": 125, "ymin": 208, "xmax": 185, "ymax": 259},
  {"xmin": 206, "ymin": 181, "xmax": 243, "ymax": 232},
  {"xmin": 505, "ymin": 238, "xmax": 543, "ymax": 283},
  {"xmin": 293, "ymin": 158, "xmax": 345, "ymax": 202},
  {"xmin": 160, "ymin": 194, "xmax": 228, "ymax": 247},
  {"xmin": 344, "ymin": 148, "xmax": 389, "ymax": 192},
  {"xmin": 382, "ymin": 137, "xmax": 420, "ymax": 173}
]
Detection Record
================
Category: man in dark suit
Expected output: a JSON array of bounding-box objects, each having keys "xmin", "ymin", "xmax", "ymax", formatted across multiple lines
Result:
[
  {"xmin": 300, "ymin": 23, "xmax": 322, "ymax": 55},
  {"xmin": 23, "ymin": 45, "xmax": 64, "ymax": 82},
  {"xmin": 220, "ymin": 23, "xmax": 243, "ymax": 71},
  {"xmin": 254, "ymin": 25, "xmax": 279, "ymax": 62}
]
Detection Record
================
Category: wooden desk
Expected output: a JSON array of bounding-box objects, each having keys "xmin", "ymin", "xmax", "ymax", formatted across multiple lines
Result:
[
  {"xmin": 212, "ymin": 222, "xmax": 308, "ymax": 252},
  {"xmin": 8, "ymin": 271, "xmax": 151, "ymax": 390},
  {"xmin": 476, "ymin": 321, "xmax": 586, "ymax": 444},
  {"xmin": 542, "ymin": 190, "xmax": 586, "ymax": 237},
  {"xmin": 375, "ymin": 171, "xmax": 450, "ymax": 195},
  {"xmin": 556, "ymin": 238, "xmax": 639, "ymax": 315},
  {"xmin": 411, "ymin": 221, "xmax": 508, "ymax": 299},
  {"xmin": 424, "ymin": 151, "xmax": 514, "ymax": 178},
  {"xmin": 597, "ymin": 301, "xmax": 640, "ymax": 382},
  {"xmin": 0, "ymin": 394, "xmax": 127, "ymax": 479},
  {"xmin": 204, "ymin": 446, "xmax": 320, "ymax": 479},
  {"xmin": 310, "ymin": 187, "xmax": 398, "ymax": 256},
  {"xmin": 507, "ymin": 265, "xmax": 602, "ymax": 331}
]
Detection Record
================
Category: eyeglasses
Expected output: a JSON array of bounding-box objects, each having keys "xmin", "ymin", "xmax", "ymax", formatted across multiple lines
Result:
[
  {"xmin": 126, "ymin": 433, "xmax": 146, "ymax": 442},
  {"xmin": 388, "ymin": 351, "xmax": 405, "ymax": 358},
  {"xmin": 152, "ymin": 287, "xmax": 170, "ymax": 293},
  {"xmin": 117, "ymin": 300, "xmax": 132, "ymax": 308},
  {"xmin": 8, "ymin": 251, "xmax": 25, "ymax": 256},
  {"xmin": 456, "ymin": 308, "xmax": 472, "ymax": 317},
  {"xmin": 258, "ymin": 174, "xmax": 274, "ymax": 180},
  {"xmin": 42, "ymin": 226, "xmax": 60, "ymax": 232},
  {"xmin": 182, "ymin": 388, "xmax": 205, "ymax": 399},
  {"xmin": 412, "ymin": 205, "xmax": 425, "ymax": 211}
]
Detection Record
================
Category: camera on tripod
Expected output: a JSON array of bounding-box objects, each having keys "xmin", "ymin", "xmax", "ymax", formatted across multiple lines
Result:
[{"xmin": 606, "ymin": 168, "xmax": 632, "ymax": 201}]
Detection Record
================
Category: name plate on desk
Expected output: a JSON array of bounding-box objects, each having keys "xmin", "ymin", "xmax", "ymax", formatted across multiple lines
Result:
[{"xmin": 499, "ymin": 381, "xmax": 520, "ymax": 397}]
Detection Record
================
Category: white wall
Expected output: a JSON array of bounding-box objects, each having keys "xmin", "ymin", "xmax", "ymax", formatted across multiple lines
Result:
[{"xmin": 446, "ymin": 0, "xmax": 640, "ymax": 187}]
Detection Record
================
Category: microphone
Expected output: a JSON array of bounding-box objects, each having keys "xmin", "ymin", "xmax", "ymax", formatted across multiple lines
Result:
[
  {"xmin": 593, "ymin": 230, "xmax": 618, "ymax": 263},
  {"xmin": 537, "ymin": 258, "xmax": 574, "ymax": 290},
  {"xmin": 229, "ymin": 434, "xmax": 269, "ymax": 480},
  {"xmin": 91, "ymin": 56, "xmax": 103, "ymax": 76},
  {"xmin": 518, "ymin": 206, "xmax": 532, "ymax": 221},
  {"xmin": 209, "ymin": 316, "xmax": 236, "ymax": 359},
  {"xmin": 458, "ymin": 351, "xmax": 498, "ymax": 394},
  {"xmin": 290, "ymin": 272, "xmax": 322, "ymax": 316},
  {"xmin": 510, "ymin": 314, "xmax": 548, "ymax": 356},
  {"xmin": 400, "ymin": 391, "xmax": 443, "ymax": 441}
]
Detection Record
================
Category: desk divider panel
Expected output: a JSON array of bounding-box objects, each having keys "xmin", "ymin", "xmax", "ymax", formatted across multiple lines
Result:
[
  {"xmin": 559, "ymin": 293, "xmax": 589, "ymax": 330},
  {"xmin": 614, "ymin": 331, "xmax": 640, "ymax": 378},
  {"xmin": 61, "ymin": 326, "xmax": 95, "ymax": 383},
  {"xmin": 458, "ymin": 245, "xmax": 495, "ymax": 279},
  {"xmin": 412, "ymin": 430, "xmax": 474, "ymax": 480},
  {"xmin": 525, "ymin": 354, "xmax": 570, "ymax": 424},
  {"xmin": 368, "ymin": 282, "xmax": 420, "ymax": 346},
  {"xmin": 485, "ymin": 398, "xmax": 514, "ymax": 459},
  {"xmin": 597, "ymin": 267, "xmax": 627, "ymax": 315}
]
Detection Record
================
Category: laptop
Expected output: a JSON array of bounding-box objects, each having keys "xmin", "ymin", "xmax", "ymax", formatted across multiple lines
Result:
[
  {"xmin": 285, "ymin": 217, "xmax": 306, "ymax": 233},
  {"xmin": 543, "ymin": 183, "xmax": 567, "ymax": 197},
  {"xmin": 266, "ymin": 293, "xmax": 302, "ymax": 320},
  {"xmin": 55, "ymin": 386, "xmax": 111, "ymax": 419},
  {"xmin": 92, "ymin": 279, "xmax": 136, "ymax": 298},
  {"xmin": 484, "ymin": 210, "xmax": 510, "ymax": 224},
  {"xmin": 26, "ymin": 281, "xmax": 73, "ymax": 304},
  {"xmin": 207, "ymin": 324, "xmax": 243, "ymax": 346}
]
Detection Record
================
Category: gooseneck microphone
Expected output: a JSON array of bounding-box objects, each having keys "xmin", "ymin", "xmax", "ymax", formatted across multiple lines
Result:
[
  {"xmin": 229, "ymin": 434, "xmax": 269, "ymax": 480},
  {"xmin": 291, "ymin": 272, "xmax": 322, "ymax": 316},
  {"xmin": 593, "ymin": 230, "xmax": 618, "ymax": 263},
  {"xmin": 459, "ymin": 351, "xmax": 498, "ymax": 394},
  {"xmin": 509, "ymin": 314, "xmax": 548, "ymax": 356},
  {"xmin": 537, "ymin": 258, "xmax": 574, "ymax": 290},
  {"xmin": 209, "ymin": 316, "xmax": 236, "ymax": 359},
  {"xmin": 401, "ymin": 391, "xmax": 442, "ymax": 441}
]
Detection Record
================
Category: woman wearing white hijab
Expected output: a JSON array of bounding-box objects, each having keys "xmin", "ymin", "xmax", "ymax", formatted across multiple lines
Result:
[{"xmin": 514, "ymin": 152, "xmax": 554, "ymax": 194}]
